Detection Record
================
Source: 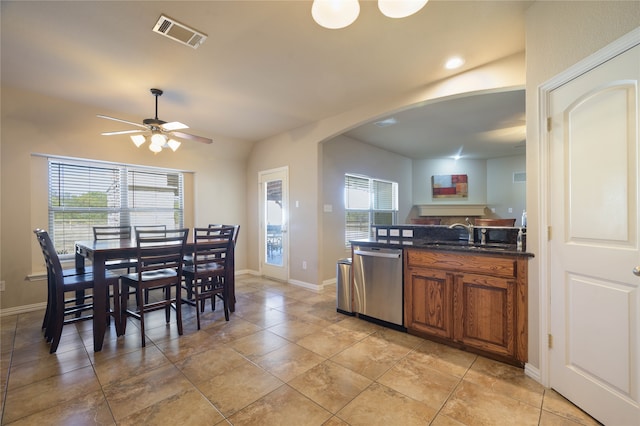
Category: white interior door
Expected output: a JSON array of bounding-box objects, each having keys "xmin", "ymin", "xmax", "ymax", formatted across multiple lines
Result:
[
  {"xmin": 259, "ymin": 167, "xmax": 288, "ymax": 281},
  {"xmin": 548, "ymin": 43, "xmax": 640, "ymax": 425}
]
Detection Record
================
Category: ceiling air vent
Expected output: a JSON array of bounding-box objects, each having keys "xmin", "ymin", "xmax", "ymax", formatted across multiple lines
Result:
[{"xmin": 152, "ymin": 15, "xmax": 207, "ymax": 49}]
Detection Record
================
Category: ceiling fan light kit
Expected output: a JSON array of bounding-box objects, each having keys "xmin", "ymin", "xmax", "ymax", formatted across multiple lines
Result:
[
  {"xmin": 130, "ymin": 134, "xmax": 146, "ymax": 147},
  {"xmin": 99, "ymin": 88, "xmax": 212, "ymax": 154},
  {"xmin": 312, "ymin": 0, "xmax": 428, "ymax": 29}
]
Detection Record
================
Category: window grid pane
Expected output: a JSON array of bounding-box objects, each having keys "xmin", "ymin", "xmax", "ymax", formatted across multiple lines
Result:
[
  {"xmin": 49, "ymin": 159, "xmax": 184, "ymax": 256},
  {"xmin": 346, "ymin": 211, "xmax": 371, "ymax": 243},
  {"xmin": 345, "ymin": 174, "xmax": 398, "ymax": 248}
]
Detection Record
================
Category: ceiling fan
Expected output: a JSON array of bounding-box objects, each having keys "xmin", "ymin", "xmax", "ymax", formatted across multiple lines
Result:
[{"xmin": 97, "ymin": 88, "xmax": 212, "ymax": 153}]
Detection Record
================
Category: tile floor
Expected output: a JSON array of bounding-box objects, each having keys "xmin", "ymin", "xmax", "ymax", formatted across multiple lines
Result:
[{"xmin": 1, "ymin": 275, "xmax": 601, "ymax": 425}]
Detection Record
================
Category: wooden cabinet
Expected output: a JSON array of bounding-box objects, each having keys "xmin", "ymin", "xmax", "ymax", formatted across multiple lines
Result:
[
  {"xmin": 405, "ymin": 268, "xmax": 453, "ymax": 339},
  {"xmin": 405, "ymin": 248, "xmax": 528, "ymax": 365}
]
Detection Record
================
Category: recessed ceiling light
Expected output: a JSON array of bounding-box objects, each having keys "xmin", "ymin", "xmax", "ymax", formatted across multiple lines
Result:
[
  {"xmin": 452, "ymin": 146, "xmax": 464, "ymax": 160},
  {"xmin": 374, "ymin": 117, "xmax": 398, "ymax": 127},
  {"xmin": 445, "ymin": 56, "xmax": 465, "ymax": 70}
]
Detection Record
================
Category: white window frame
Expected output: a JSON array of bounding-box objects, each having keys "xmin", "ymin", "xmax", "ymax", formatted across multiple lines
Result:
[
  {"xmin": 344, "ymin": 174, "xmax": 398, "ymax": 247},
  {"xmin": 48, "ymin": 157, "xmax": 184, "ymax": 258}
]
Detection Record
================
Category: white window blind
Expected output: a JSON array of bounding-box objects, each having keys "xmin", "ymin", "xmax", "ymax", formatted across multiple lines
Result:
[
  {"xmin": 48, "ymin": 158, "xmax": 183, "ymax": 256},
  {"xmin": 344, "ymin": 174, "xmax": 398, "ymax": 247}
]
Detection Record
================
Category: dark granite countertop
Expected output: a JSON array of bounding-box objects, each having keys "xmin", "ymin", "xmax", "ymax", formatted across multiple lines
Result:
[{"xmin": 351, "ymin": 237, "xmax": 533, "ymax": 257}]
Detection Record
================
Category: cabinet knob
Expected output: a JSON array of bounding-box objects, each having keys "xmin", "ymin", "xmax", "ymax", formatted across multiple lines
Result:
[{"xmin": 633, "ymin": 266, "xmax": 640, "ymax": 276}]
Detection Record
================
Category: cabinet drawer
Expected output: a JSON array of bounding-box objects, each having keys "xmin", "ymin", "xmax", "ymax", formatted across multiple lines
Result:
[{"xmin": 405, "ymin": 249, "xmax": 516, "ymax": 279}]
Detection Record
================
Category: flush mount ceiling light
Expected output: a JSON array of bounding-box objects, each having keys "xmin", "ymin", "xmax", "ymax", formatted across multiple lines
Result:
[
  {"xmin": 445, "ymin": 56, "xmax": 465, "ymax": 70},
  {"xmin": 378, "ymin": 0, "xmax": 429, "ymax": 18},
  {"xmin": 312, "ymin": 0, "xmax": 360, "ymax": 29},
  {"xmin": 312, "ymin": 0, "xmax": 427, "ymax": 29}
]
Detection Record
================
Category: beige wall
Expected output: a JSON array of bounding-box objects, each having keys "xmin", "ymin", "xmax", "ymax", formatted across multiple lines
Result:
[
  {"xmin": 0, "ymin": 86, "xmax": 253, "ymax": 312},
  {"xmin": 246, "ymin": 53, "xmax": 526, "ymax": 290},
  {"xmin": 524, "ymin": 1, "xmax": 640, "ymax": 369},
  {"xmin": 245, "ymin": 0, "xmax": 638, "ymax": 371},
  {"xmin": 487, "ymin": 155, "xmax": 526, "ymax": 224},
  {"xmin": 321, "ymin": 135, "xmax": 413, "ymax": 279}
]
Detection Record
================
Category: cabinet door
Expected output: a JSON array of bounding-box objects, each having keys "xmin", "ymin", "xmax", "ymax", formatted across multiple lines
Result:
[
  {"xmin": 453, "ymin": 272, "xmax": 515, "ymax": 358},
  {"xmin": 405, "ymin": 268, "xmax": 453, "ymax": 339}
]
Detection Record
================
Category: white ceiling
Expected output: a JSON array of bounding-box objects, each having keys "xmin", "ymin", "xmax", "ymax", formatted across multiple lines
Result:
[
  {"xmin": 345, "ymin": 88, "xmax": 526, "ymax": 159},
  {"xmin": 1, "ymin": 0, "xmax": 530, "ymax": 158}
]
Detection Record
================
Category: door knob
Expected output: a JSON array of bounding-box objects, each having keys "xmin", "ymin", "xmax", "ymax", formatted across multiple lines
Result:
[{"xmin": 633, "ymin": 266, "xmax": 640, "ymax": 276}]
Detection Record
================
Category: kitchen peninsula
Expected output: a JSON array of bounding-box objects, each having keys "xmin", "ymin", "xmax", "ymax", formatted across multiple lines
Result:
[{"xmin": 351, "ymin": 224, "xmax": 532, "ymax": 367}]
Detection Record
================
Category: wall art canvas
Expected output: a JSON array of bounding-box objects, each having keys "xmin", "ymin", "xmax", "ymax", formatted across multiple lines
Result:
[{"xmin": 432, "ymin": 174, "xmax": 468, "ymax": 198}]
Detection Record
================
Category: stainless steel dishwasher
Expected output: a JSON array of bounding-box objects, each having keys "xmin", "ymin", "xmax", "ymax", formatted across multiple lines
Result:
[{"xmin": 352, "ymin": 245, "xmax": 404, "ymax": 329}]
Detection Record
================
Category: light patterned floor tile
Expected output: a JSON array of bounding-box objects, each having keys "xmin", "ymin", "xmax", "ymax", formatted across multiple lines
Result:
[
  {"xmin": 440, "ymin": 380, "xmax": 541, "ymax": 426},
  {"xmin": 117, "ymin": 388, "xmax": 225, "ymax": 425},
  {"xmin": 228, "ymin": 385, "xmax": 332, "ymax": 425},
  {"xmin": 255, "ymin": 342, "xmax": 326, "ymax": 382},
  {"xmin": 197, "ymin": 360, "xmax": 282, "ymax": 416},
  {"xmin": 288, "ymin": 360, "xmax": 373, "ymax": 413},
  {"xmin": 2, "ymin": 275, "xmax": 607, "ymax": 426},
  {"xmin": 336, "ymin": 382, "xmax": 436, "ymax": 425}
]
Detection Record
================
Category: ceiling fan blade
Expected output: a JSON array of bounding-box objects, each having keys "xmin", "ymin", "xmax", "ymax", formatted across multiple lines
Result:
[
  {"xmin": 161, "ymin": 121, "xmax": 189, "ymax": 131},
  {"xmin": 101, "ymin": 129, "xmax": 147, "ymax": 136},
  {"xmin": 170, "ymin": 131, "xmax": 213, "ymax": 144},
  {"xmin": 97, "ymin": 114, "xmax": 148, "ymax": 130}
]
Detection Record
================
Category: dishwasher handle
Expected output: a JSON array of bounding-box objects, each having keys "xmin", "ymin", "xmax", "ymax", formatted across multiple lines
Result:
[{"xmin": 354, "ymin": 249, "xmax": 401, "ymax": 259}]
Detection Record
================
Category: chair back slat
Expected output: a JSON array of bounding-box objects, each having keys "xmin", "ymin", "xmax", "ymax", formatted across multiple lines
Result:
[
  {"xmin": 208, "ymin": 224, "xmax": 240, "ymax": 245},
  {"xmin": 192, "ymin": 226, "xmax": 235, "ymax": 277},
  {"xmin": 34, "ymin": 229, "xmax": 64, "ymax": 280},
  {"xmin": 135, "ymin": 229, "xmax": 189, "ymax": 278},
  {"xmin": 93, "ymin": 226, "xmax": 131, "ymax": 240},
  {"xmin": 134, "ymin": 225, "xmax": 168, "ymax": 235}
]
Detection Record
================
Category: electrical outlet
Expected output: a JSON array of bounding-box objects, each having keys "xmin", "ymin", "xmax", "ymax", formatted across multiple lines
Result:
[
  {"xmin": 0, "ymin": 281, "xmax": 5, "ymax": 291},
  {"xmin": 508, "ymin": 207, "xmax": 513, "ymax": 213},
  {"xmin": 302, "ymin": 261, "xmax": 307, "ymax": 270}
]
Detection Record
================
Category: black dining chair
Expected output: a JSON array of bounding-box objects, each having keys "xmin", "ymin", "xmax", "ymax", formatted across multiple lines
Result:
[
  {"xmin": 133, "ymin": 224, "xmax": 167, "ymax": 233},
  {"xmin": 182, "ymin": 226, "xmax": 235, "ymax": 330},
  {"xmin": 93, "ymin": 225, "xmax": 137, "ymax": 272},
  {"xmin": 133, "ymin": 225, "xmax": 169, "ymax": 302},
  {"xmin": 93, "ymin": 225, "xmax": 132, "ymax": 240},
  {"xmin": 208, "ymin": 224, "xmax": 240, "ymax": 247},
  {"xmin": 34, "ymin": 228, "xmax": 95, "ymax": 330},
  {"xmin": 34, "ymin": 229, "xmax": 121, "ymax": 353},
  {"xmin": 207, "ymin": 224, "xmax": 240, "ymax": 307},
  {"xmin": 120, "ymin": 228, "xmax": 189, "ymax": 347}
]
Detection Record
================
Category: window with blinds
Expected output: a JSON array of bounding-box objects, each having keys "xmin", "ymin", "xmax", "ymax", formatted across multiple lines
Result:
[
  {"xmin": 344, "ymin": 174, "xmax": 398, "ymax": 247},
  {"xmin": 48, "ymin": 158, "xmax": 183, "ymax": 257}
]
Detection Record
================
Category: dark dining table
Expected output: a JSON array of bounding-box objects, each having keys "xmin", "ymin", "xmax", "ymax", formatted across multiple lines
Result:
[{"xmin": 75, "ymin": 237, "xmax": 235, "ymax": 351}]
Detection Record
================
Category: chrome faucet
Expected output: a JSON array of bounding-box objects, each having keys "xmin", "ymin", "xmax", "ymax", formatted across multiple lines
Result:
[{"xmin": 448, "ymin": 218, "xmax": 475, "ymax": 244}]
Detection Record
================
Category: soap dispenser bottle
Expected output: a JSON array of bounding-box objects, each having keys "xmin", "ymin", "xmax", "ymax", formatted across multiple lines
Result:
[{"xmin": 517, "ymin": 228, "xmax": 523, "ymax": 252}]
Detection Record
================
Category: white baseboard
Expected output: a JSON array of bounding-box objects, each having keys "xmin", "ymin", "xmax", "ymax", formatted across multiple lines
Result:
[
  {"xmin": 1, "ymin": 302, "xmax": 47, "ymax": 317},
  {"xmin": 524, "ymin": 363, "xmax": 541, "ymax": 384},
  {"xmin": 288, "ymin": 279, "xmax": 324, "ymax": 292},
  {"xmin": 241, "ymin": 270, "xmax": 332, "ymax": 293},
  {"xmin": 322, "ymin": 278, "xmax": 337, "ymax": 286}
]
